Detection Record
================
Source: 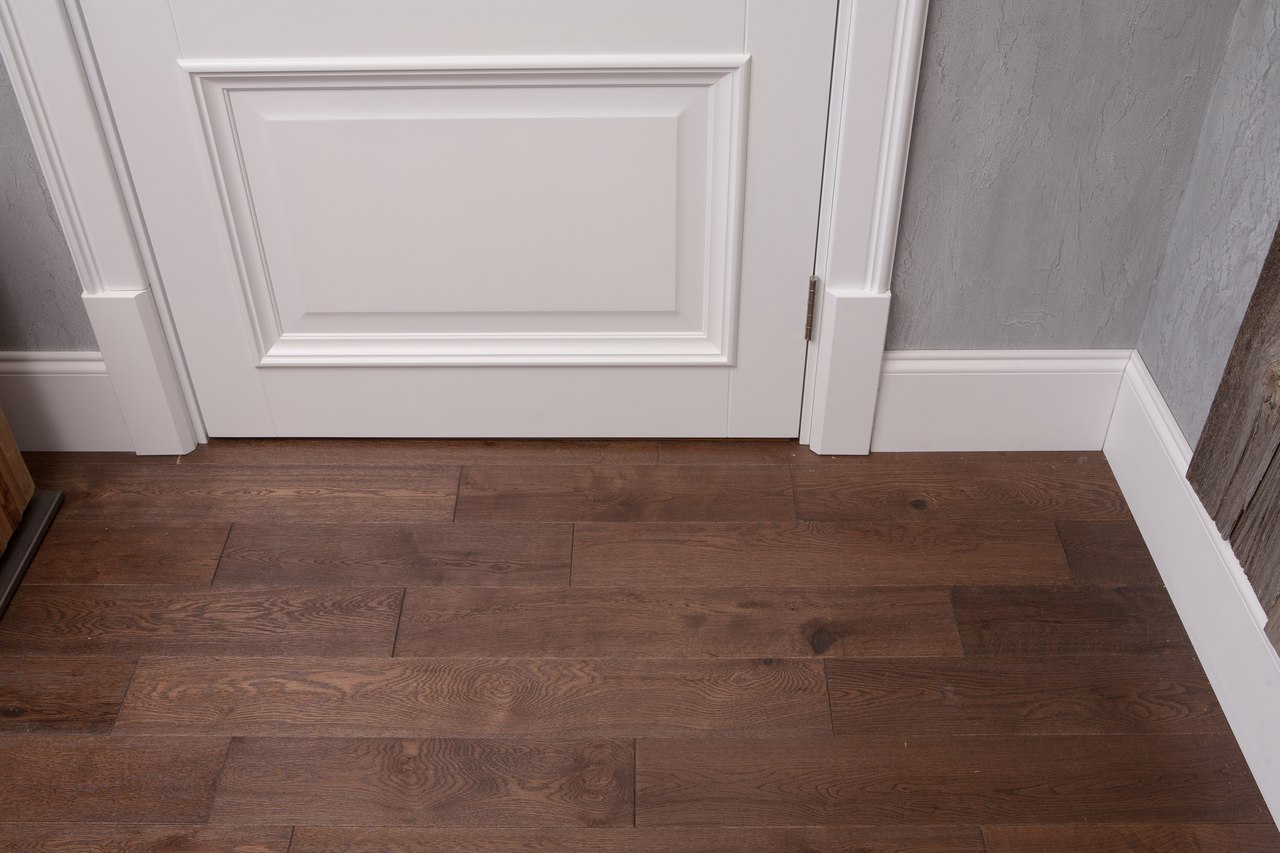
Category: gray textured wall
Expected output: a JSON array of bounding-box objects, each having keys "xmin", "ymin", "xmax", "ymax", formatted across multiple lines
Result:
[
  {"xmin": 0, "ymin": 61, "xmax": 96, "ymax": 351},
  {"xmin": 887, "ymin": 0, "xmax": 1238, "ymax": 349},
  {"xmin": 1136, "ymin": 0, "xmax": 1280, "ymax": 448}
]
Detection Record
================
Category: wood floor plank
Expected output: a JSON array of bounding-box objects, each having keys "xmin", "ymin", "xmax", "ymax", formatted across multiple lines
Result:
[
  {"xmin": 116, "ymin": 657, "xmax": 828, "ymax": 736},
  {"xmin": 395, "ymin": 588, "xmax": 962, "ymax": 658},
  {"xmin": 0, "ymin": 586, "xmax": 401, "ymax": 656},
  {"xmin": 0, "ymin": 658, "xmax": 135, "ymax": 733},
  {"xmin": 0, "ymin": 736, "xmax": 228, "ymax": 823},
  {"xmin": 983, "ymin": 824, "xmax": 1280, "ymax": 852},
  {"xmin": 791, "ymin": 452, "xmax": 1130, "ymax": 522},
  {"xmin": 184, "ymin": 438, "xmax": 659, "ymax": 465},
  {"xmin": 215, "ymin": 523, "xmax": 572, "ymax": 587},
  {"xmin": 656, "ymin": 439, "xmax": 821, "ymax": 465},
  {"xmin": 7, "ymin": 447, "xmax": 1263, "ymax": 837},
  {"xmin": 1057, "ymin": 520, "xmax": 1164, "ymax": 586},
  {"xmin": 23, "ymin": 521, "xmax": 230, "ymax": 585},
  {"xmin": 28, "ymin": 461, "xmax": 459, "ymax": 523},
  {"xmin": 636, "ymin": 735, "xmax": 1269, "ymax": 825},
  {"xmin": 455, "ymin": 465, "xmax": 795, "ymax": 522},
  {"xmin": 210, "ymin": 737, "xmax": 633, "ymax": 827},
  {"xmin": 0, "ymin": 825, "xmax": 292, "ymax": 852},
  {"xmin": 289, "ymin": 826, "xmax": 987, "ymax": 852},
  {"xmin": 952, "ymin": 586, "xmax": 1193, "ymax": 655},
  {"xmin": 573, "ymin": 521, "xmax": 1071, "ymax": 586},
  {"xmin": 827, "ymin": 656, "xmax": 1228, "ymax": 735}
]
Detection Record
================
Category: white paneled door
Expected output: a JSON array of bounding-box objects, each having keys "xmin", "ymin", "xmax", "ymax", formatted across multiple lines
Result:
[{"xmin": 78, "ymin": 0, "xmax": 836, "ymax": 437}]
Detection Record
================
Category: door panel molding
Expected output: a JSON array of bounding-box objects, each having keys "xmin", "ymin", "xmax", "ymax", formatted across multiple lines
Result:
[{"xmin": 187, "ymin": 56, "xmax": 749, "ymax": 366}]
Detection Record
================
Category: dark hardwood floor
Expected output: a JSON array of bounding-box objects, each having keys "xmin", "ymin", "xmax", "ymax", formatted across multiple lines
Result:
[{"xmin": 1, "ymin": 440, "xmax": 1275, "ymax": 852}]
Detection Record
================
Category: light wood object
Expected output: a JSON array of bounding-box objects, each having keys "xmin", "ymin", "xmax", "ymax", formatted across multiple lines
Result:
[
  {"xmin": 0, "ymin": 407, "xmax": 34, "ymax": 550},
  {"xmin": 0, "ymin": 405, "xmax": 62, "ymax": 616}
]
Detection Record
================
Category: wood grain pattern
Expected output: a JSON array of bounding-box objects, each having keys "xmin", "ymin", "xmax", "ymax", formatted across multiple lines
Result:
[
  {"xmin": 1187, "ymin": 222, "xmax": 1280, "ymax": 655},
  {"xmin": 0, "ymin": 407, "xmax": 34, "ymax": 548},
  {"xmin": 656, "ymin": 439, "xmax": 821, "ymax": 465},
  {"xmin": 2, "ymin": 445, "xmax": 1263, "ymax": 841},
  {"xmin": 827, "ymin": 656, "xmax": 1227, "ymax": 735},
  {"xmin": 0, "ymin": 658, "xmax": 135, "ymax": 733},
  {"xmin": 116, "ymin": 657, "xmax": 829, "ymax": 736},
  {"xmin": 0, "ymin": 825, "xmax": 292, "ymax": 852},
  {"xmin": 983, "ymin": 823, "xmax": 1280, "ymax": 852},
  {"xmin": 455, "ymin": 465, "xmax": 795, "ymax": 522},
  {"xmin": 1232, "ymin": 449, "xmax": 1280, "ymax": 618},
  {"xmin": 1189, "ymin": 220, "xmax": 1280, "ymax": 534},
  {"xmin": 573, "ymin": 521, "xmax": 1072, "ymax": 586},
  {"xmin": 28, "ymin": 461, "xmax": 459, "ymax": 523},
  {"xmin": 210, "ymin": 737, "xmax": 633, "ymax": 827},
  {"xmin": 289, "ymin": 826, "xmax": 987, "ymax": 852},
  {"xmin": 1056, "ymin": 520, "xmax": 1163, "ymax": 586},
  {"xmin": 395, "ymin": 587, "xmax": 963, "ymax": 658},
  {"xmin": 24, "ymin": 521, "xmax": 230, "ymax": 585},
  {"xmin": 185, "ymin": 438, "xmax": 659, "ymax": 466},
  {"xmin": 215, "ymin": 523, "xmax": 570, "ymax": 587},
  {"xmin": 0, "ymin": 586, "xmax": 402, "ymax": 656},
  {"xmin": 791, "ymin": 452, "xmax": 1130, "ymax": 522},
  {"xmin": 636, "ymin": 735, "xmax": 1269, "ymax": 825},
  {"xmin": 952, "ymin": 586, "xmax": 1192, "ymax": 655},
  {"xmin": 0, "ymin": 736, "xmax": 228, "ymax": 823}
]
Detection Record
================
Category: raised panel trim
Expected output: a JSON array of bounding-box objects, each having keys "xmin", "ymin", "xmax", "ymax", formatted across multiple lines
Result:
[{"xmin": 185, "ymin": 54, "xmax": 750, "ymax": 367}]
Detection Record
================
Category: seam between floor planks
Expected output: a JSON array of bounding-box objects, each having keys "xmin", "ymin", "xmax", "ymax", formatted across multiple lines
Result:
[{"xmin": 5, "ymin": 445, "xmax": 1267, "ymax": 842}]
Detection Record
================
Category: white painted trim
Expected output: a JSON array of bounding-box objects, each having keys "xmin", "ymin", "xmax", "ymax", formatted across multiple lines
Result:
[
  {"xmin": 804, "ymin": 290, "xmax": 890, "ymax": 454},
  {"xmin": 0, "ymin": 0, "xmax": 142, "ymax": 293},
  {"xmin": 801, "ymin": 0, "xmax": 928, "ymax": 448},
  {"xmin": 0, "ymin": 0, "xmax": 203, "ymax": 451},
  {"xmin": 178, "ymin": 53, "xmax": 753, "ymax": 74},
  {"xmin": 868, "ymin": 349, "xmax": 1129, "ymax": 452},
  {"xmin": 1111, "ymin": 353, "xmax": 1267, "ymax": 627},
  {"xmin": 0, "ymin": 352, "xmax": 133, "ymax": 451},
  {"xmin": 186, "ymin": 57, "xmax": 750, "ymax": 368},
  {"xmin": 1120, "ymin": 351, "xmax": 1195, "ymax": 469},
  {"xmin": 82, "ymin": 290, "xmax": 199, "ymax": 454},
  {"xmin": 1105, "ymin": 352, "xmax": 1280, "ymax": 823}
]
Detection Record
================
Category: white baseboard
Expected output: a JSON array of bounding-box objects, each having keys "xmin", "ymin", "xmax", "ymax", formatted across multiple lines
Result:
[
  {"xmin": 869, "ymin": 350, "xmax": 1130, "ymax": 452},
  {"xmin": 0, "ymin": 352, "xmax": 134, "ymax": 451},
  {"xmin": 1105, "ymin": 352, "xmax": 1280, "ymax": 823}
]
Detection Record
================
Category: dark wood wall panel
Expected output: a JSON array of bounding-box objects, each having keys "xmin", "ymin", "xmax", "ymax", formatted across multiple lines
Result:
[
  {"xmin": 1188, "ymin": 220, "xmax": 1280, "ymax": 650},
  {"xmin": 0, "ymin": 408, "xmax": 34, "ymax": 550}
]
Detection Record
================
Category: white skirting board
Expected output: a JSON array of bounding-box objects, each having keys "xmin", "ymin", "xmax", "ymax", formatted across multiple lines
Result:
[
  {"xmin": 0, "ymin": 352, "xmax": 133, "ymax": 451},
  {"xmin": 869, "ymin": 350, "xmax": 1131, "ymax": 452},
  {"xmin": 1104, "ymin": 353, "xmax": 1280, "ymax": 824}
]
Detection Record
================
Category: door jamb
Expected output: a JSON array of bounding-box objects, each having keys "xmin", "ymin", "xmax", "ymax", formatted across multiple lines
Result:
[{"xmin": 801, "ymin": 0, "xmax": 927, "ymax": 454}]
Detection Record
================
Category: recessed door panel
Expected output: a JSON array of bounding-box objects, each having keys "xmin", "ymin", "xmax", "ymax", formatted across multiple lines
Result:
[{"xmin": 192, "ymin": 59, "xmax": 746, "ymax": 365}]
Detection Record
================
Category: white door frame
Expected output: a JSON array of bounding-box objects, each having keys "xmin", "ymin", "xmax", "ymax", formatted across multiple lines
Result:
[
  {"xmin": 802, "ymin": 0, "xmax": 928, "ymax": 454},
  {"xmin": 0, "ymin": 0, "xmax": 201, "ymax": 454},
  {"xmin": 0, "ymin": 0, "xmax": 926, "ymax": 455}
]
